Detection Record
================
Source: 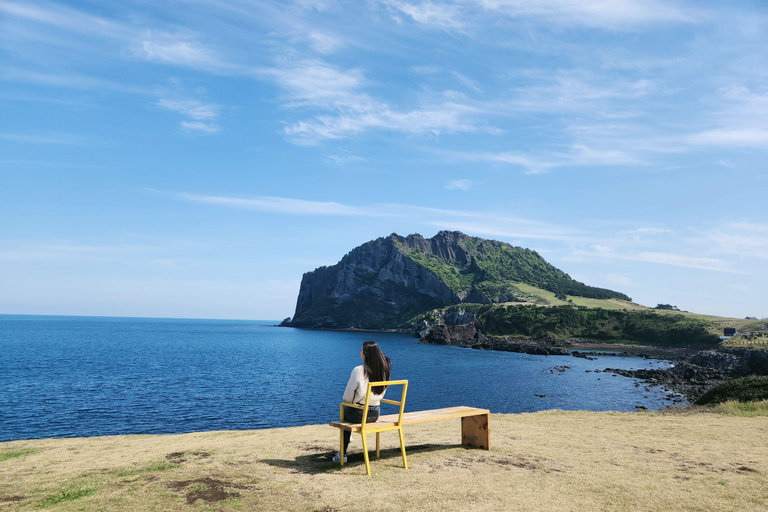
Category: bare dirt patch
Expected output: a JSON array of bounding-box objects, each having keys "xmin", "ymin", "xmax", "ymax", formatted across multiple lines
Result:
[
  {"xmin": 0, "ymin": 496, "xmax": 25, "ymax": 503},
  {"xmin": 298, "ymin": 443, "xmax": 330, "ymax": 453},
  {"xmin": 165, "ymin": 451, "xmax": 186, "ymax": 463},
  {"xmin": 427, "ymin": 452, "xmax": 561, "ymax": 473},
  {"xmin": 165, "ymin": 450, "xmax": 211, "ymax": 464},
  {"xmin": 167, "ymin": 476, "xmax": 250, "ymax": 504}
]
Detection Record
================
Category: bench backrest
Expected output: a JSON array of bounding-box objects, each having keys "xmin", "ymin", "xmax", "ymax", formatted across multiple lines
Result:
[{"xmin": 362, "ymin": 379, "xmax": 408, "ymax": 428}]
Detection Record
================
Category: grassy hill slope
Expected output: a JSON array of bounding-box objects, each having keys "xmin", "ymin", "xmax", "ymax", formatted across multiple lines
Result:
[
  {"xmin": 409, "ymin": 281, "xmax": 766, "ymax": 348},
  {"xmin": 412, "ymin": 302, "xmax": 724, "ymax": 348},
  {"xmin": 395, "ymin": 232, "xmax": 630, "ymax": 303},
  {"xmin": 290, "ymin": 231, "xmax": 633, "ymax": 329},
  {"xmin": 2, "ymin": 405, "xmax": 767, "ymax": 511}
]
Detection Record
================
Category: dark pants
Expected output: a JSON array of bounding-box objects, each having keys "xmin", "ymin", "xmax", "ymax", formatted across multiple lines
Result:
[{"xmin": 343, "ymin": 405, "xmax": 379, "ymax": 451}]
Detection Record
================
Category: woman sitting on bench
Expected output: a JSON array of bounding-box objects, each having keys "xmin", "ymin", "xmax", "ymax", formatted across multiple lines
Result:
[{"xmin": 333, "ymin": 340, "xmax": 392, "ymax": 463}]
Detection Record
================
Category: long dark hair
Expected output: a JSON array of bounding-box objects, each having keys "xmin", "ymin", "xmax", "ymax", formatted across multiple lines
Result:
[{"xmin": 362, "ymin": 340, "xmax": 391, "ymax": 395}]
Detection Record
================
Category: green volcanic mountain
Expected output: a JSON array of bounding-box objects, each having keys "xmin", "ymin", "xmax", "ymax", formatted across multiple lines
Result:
[{"xmin": 288, "ymin": 231, "xmax": 630, "ymax": 329}]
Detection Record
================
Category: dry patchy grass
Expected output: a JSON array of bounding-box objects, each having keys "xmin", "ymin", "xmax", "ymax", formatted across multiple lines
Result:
[
  {"xmin": 566, "ymin": 297, "xmax": 648, "ymax": 311},
  {"xmin": 1, "ymin": 408, "xmax": 767, "ymax": 511}
]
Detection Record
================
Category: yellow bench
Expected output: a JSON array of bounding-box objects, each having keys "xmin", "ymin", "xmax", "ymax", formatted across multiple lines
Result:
[{"xmin": 328, "ymin": 379, "xmax": 490, "ymax": 475}]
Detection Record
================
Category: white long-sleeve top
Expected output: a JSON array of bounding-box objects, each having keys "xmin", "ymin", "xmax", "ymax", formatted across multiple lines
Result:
[{"xmin": 342, "ymin": 365, "xmax": 385, "ymax": 406}]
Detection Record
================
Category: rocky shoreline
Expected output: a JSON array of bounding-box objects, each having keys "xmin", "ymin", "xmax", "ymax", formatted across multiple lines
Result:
[
  {"xmin": 602, "ymin": 349, "xmax": 768, "ymax": 401},
  {"xmin": 416, "ymin": 321, "xmax": 768, "ymax": 402}
]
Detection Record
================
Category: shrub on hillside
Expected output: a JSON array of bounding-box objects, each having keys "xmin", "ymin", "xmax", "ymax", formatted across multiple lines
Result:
[{"xmin": 694, "ymin": 376, "xmax": 768, "ymax": 405}]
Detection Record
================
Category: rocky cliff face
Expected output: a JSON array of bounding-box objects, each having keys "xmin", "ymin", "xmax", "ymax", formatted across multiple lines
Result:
[
  {"xmin": 289, "ymin": 233, "xmax": 460, "ymax": 329},
  {"xmin": 287, "ymin": 230, "xmax": 628, "ymax": 329}
]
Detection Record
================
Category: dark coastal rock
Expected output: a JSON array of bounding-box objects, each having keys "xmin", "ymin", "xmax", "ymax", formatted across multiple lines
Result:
[
  {"xmin": 707, "ymin": 348, "xmax": 768, "ymax": 375},
  {"xmin": 417, "ymin": 320, "xmax": 767, "ymax": 402},
  {"xmin": 604, "ymin": 348, "xmax": 768, "ymax": 401},
  {"xmin": 421, "ymin": 321, "xmax": 486, "ymax": 345},
  {"xmin": 443, "ymin": 306, "xmax": 478, "ymax": 326},
  {"xmin": 420, "ymin": 325, "xmax": 570, "ymax": 355},
  {"xmin": 413, "ymin": 305, "xmax": 478, "ymax": 340}
]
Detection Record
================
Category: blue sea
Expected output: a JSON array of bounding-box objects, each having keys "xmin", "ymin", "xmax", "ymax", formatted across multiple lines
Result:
[{"xmin": 0, "ymin": 315, "xmax": 677, "ymax": 442}]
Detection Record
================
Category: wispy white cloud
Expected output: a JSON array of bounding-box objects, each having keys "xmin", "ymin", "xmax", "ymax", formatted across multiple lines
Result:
[
  {"xmin": 0, "ymin": 241, "xmax": 148, "ymax": 262},
  {"xmin": 615, "ymin": 227, "xmax": 674, "ymax": 243},
  {"xmin": 445, "ymin": 179, "xmax": 474, "ymax": 190},
  {"xmin": 0, "ymin": 67, "xmax": 152, "ymax": 94},
  {"xmin": 451, "ymin": 71, "xmax": 482, "ymax": 93},
  {"xmin": 305, "ymin": 31, "xmax": 344, "ymax": 53},
  {"xmin": 0, "ymin": 159, "xmax": 105, "ymax": 169},
  {"xmin": 412, "ymin": 65, "xmax": 441, "ymax": 74},
  {"xmin": 132, "ymin": 30, "xmax": 225, "ymax": 69},
  {"xmin": 1, "ymin": 2, "xmax": 236, "ymax": 78},
  {"xmin": 576, "ymin": 245, "xmax": 737, "ymax": 273},
  {"xmin": 292, "ymin": 0, "xmax": 336, "ymax": 11},
  {"xmin": 510, "ymin": 72, "xmax": 659, "ymax": 113},
  {"xmin": 155, "ymin": 85, "xmax": 221, "ymax": 134},
  {"xmin": 568, "ymin": 144, "xmax": 641, "ymax": 166},
  {"xmin": 703, "ymin": 222, "xmax": 768, "ymax": 260},
  {"xmin": 159, "ymin": 190, "xmax": 585, "ymax": 242},
  {"xmin": 563, "ymin": 121, "xmax": 688, "ymax": 156},
  {"xmin": 0, "ymin": 1, "xmax": 128, "ymax": 38},
  {"xmin": 326, "ymin": 151, "xmax": 365, "ymax": 165},
  {"xmin": 454, "ymin": 143, "xmax": 640, "ymax": 174},
  {"xmin": 263, "ymin": 59, "xmax": 369, "ymax": 109},
  {"xmin": 686, "ymin": 86, "xmax": 768, "ymax": 149},
  {"xmin": 180, "ymin": 121, "xmax": 221, "ymax": 134},
  {"xmin": 470, "ymin": 0, "xmax": 697, "ymax": 29},
  {"xmin": 174, "ymin": 192, "xmax": 372, "ymax": 216},
  {"xmin": 631, "ymin": 251, "xmax": 735, "ymax": 272},
  {"xmin": 378, "ymin": 0, "xmax": 697, "ymax": 32},
  {"xmin": 382, "ymin": 0, "xmax": 466, "ymax": 31},
  {"xmin": 688, "ymin": 128, "xmax": 768, "ymax": 148},
  {"xmin": 481, "ymin": 151, "xmax": 554, "ymax": 174},
  {"xmin": 0, "ymin": 132, "xmax": 91, "ymax": 145},
  {"xmin": 284, "ymin": 100, "xmax": 484, "ymax": 144},
  {"xmin": 264, "ymin": 59, "xmax": 488, "ymax": 144},
  {"xmin": 161, "ymin": 190, "xmax": 766, "ymax": 276},
  {"xmin": 156, "ymin": 99, "xmax": 219, "ymax": 121},
  {"xmin": 718, "ymin": 85, "xmax": 768, "ymax": 117}
]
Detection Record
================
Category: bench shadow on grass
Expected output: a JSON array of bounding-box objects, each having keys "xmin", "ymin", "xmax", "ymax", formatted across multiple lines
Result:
[{"xmin": 261, "ymin": 443, "xmax": 458, "ymax": 475}]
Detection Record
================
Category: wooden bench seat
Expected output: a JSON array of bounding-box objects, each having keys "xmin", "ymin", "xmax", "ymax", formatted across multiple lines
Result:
[
  {"xmin": 329, "ymin": 406, "xmax": 491, "ymax": 449},
  {"xmin": 329, "ymin": 380, "xmax": 490, "ymax": 475}
]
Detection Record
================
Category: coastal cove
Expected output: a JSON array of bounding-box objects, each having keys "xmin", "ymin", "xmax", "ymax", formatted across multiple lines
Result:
[{"xmin": 0, "ymin": 315, "xmax": 679, "ymax": 442}]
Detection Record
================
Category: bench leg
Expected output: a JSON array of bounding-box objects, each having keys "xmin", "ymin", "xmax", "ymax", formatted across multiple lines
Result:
[
  {"xmin": 376, "ymin": 432, "xmax": 380, "ymax": 459},
  {"xmin": 461, "ymin": 413, "xmax": 490, "ymax": 450},
  {"xmin": 339, "ymin": 429, "xmax": 345, "ymax": 466},
  {"xmin": 398, "ymin": 427, "xmax": 408, "ymax": 470},
  {"xmin": 361, "ymin": 433, "xmax": 371, "ymax": 476}
]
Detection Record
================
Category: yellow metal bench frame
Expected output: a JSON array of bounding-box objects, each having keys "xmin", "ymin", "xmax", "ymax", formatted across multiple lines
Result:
[
  {"xmin": 329, "ymin": 380, "xmax": 491, "ymax": 476},
  {"xmin": 331, "ymin": 379, "xmax": 408, "ymax": 476}
]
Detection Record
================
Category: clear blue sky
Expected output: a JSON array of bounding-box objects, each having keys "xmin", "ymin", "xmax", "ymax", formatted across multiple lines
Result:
[{"xmin": 1, "ymin": 0, "xmax": 766, "ymax": 320}]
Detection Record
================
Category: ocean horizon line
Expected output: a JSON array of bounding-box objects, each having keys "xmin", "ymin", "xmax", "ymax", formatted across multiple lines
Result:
[{"xmin": 0, "ymin": 313, "xmax": 281, "ymax": 323}]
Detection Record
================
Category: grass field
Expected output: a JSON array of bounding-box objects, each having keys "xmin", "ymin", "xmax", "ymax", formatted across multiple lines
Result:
[
  {"xmin": 720, "ymin": 335, "xmax": 768, "ymax": 350},
  {"xmin": 508, "ymin": 282, "xmax": 569, "ymax": 305},
  {"xmin": 565, "ymin": 296, "xmax": 649, "ymax": 311},
  {"xmin": 654, "ymin": 312, "xmax": 767, "ymax": 335},
  {"xmin": 2, "ymin": 405, "xmax": 767, "ymax": 511},
  {"xmin": 497, "ymin": 285, "xmax": 766, "ymax": 344},
  {"xmin": 507, "ymin": 282, "xmax": 647, "ymax": 310}
]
